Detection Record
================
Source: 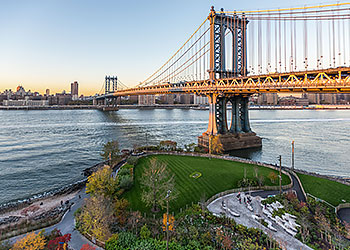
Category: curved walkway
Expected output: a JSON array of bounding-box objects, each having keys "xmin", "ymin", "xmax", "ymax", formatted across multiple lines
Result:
[
  {"xmin": 250, "ymin": 170, "xmax": 306, "ymax": 202},
  {"xmin": 6, "ymin": 160, "xmax": 127, "ymax": 249},
  {"xmin": 207, "ymin": 193, "xmax": 312, "ymax": 250},
  {"xmin": 7, "ymin": 188, "xmax": 103, "ymax": 250}
]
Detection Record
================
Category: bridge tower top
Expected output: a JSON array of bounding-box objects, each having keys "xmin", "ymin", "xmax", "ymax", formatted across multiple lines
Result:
[
  {"xmin": 105, "ymin": 76, "xmax": 118, "ymax": 94},
  {"xmin": 208, "ymin": 6, "xmax": 248, "ymax": 80}
]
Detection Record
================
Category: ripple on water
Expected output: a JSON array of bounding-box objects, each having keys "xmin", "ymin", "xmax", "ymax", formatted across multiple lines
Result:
[{"xmin": 0, "ymin": 109, "xmax": 349, "ymax": 204}]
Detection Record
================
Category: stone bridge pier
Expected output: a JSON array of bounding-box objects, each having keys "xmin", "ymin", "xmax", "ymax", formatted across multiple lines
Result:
[{"xmin": 198, "ymin": 94, "xmax": 262, "ymax": 152}]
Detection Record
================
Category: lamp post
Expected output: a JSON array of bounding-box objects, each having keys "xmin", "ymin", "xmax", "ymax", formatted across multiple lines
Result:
[
  {"xmin": 291, "ymin": 140, "xmax": 295, "ymax": 171},
  {"xmin": 166, "ymin": 190, "xmax": 171, "ymax": 250},
  {"xmin": 279, "ymin": 155, "xmax": 282, "ymax": 195}
]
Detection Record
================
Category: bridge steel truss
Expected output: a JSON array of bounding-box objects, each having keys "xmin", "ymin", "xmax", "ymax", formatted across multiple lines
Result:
[
  {"xmin": 111, "ymin": 67, "xmax": 350, "ymax": 96},
  {"xmin": 105, "ymin": 6, "xmax": 350, "ymax": 151}
]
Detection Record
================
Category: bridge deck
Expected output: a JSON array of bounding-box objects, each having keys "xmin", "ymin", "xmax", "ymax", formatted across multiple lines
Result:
[{"xmin": 97, "ymin": 67, "xmax": 350, "ymax": 98}]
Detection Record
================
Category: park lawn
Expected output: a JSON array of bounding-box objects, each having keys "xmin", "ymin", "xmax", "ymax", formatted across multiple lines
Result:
[
  {"xmin": 297, "ymin": 173, "xmax": 350, "ymax": 207},
  {"xmin": 123, "ymin": 154, "xmax": 291, "ymax": 214}
]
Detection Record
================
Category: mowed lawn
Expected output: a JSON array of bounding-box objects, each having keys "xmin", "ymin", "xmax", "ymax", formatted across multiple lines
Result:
[
  {"xmin": 297, "ymin": 173, "xmax": 350, "ymax": 206},
  {"xmin": 123, "ymin": 155, "xmax": 291, "ymax": 213}
]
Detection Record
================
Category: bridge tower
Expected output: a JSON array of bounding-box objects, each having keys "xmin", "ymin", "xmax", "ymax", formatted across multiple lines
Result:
[
  {"xmin": 103, "ymin": 76, "xmax": 118, "ymax": 107},
  {"xmin": 198, "ymin": 7, "xmax": 262, "ymax": 152},
  {"xmin": 105, "ymin": 76, "xmax": 118, "ymax": 94}
]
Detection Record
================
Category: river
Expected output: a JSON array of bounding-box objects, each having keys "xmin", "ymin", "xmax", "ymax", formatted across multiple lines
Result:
[{"xmin": 0, "ymin": 109, "xmax": 349, "ymax": 205}]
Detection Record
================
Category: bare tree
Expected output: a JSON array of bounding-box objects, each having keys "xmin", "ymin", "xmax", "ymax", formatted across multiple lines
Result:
[{"xmin": 140, "ymin": 158, "xmax": 176, "ymax": 212}]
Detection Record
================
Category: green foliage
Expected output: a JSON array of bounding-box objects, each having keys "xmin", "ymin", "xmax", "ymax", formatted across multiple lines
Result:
[
  {"xmin": 272, "ymin": 208, "xmax": 286, "ymax": 218},
  {"xmin": 127, "ymin": 156, "xmax": 138, "ymax": 166},
  {"xmin": 261, "ymin": 194, "xmax": 284, "ymax": 205},
  {"xmin": 140, "ymin": 157, "xmax": 176, "ymax": 212},
  {"xmin": 159, "ymin": 140, "xmax": 177, "ymax": 151},
  {"xmin": 140, "ymin": 224, "xmax": 151, "ymax": 239},
  {"xmin": 101, "ymin": 140, "xmax": 120, "ymax": 166},
  {"xmin": 120, "ymin": 175, "xmax": 133, "ymax": 191},
  {"xmin": 237, "ymin": 178, "xmax": 258, "ymax": 188},
  {"xmin": 118, "ymin": 168, "xmax": 131, "ymax": 176},
  {"xmin": 259, "ymin": 219, "xmax": 268, "ymax": 227}
]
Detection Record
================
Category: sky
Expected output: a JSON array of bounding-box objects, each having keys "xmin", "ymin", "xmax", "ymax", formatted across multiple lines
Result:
[{"xmin": 0, "ymin": 0, "xmax": 343, "ymax": 95}]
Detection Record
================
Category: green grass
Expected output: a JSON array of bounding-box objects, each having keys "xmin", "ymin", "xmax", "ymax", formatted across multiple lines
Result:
[
  {"xmin": 123, "ymin": 154, "xmax": 291, "ymax": 213},
  {"xmin": 297, "ymin": 173, "xmax": 350, "ymax": 206}
]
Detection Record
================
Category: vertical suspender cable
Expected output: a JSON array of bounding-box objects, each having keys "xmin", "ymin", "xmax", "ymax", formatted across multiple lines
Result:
[
  {"xmin": 329, "ymin": 20, "xmax": 332, "ymax": 67},
  {"xmin": 275, "ymin": 15, "xmax": 278, "ymax": 72},
  {"xmin": 284, "ymin": 17, "xmax": 287, "ymax": 72},
  {"xmin": 332, "ymin": 10, "xmax": 336, "ymax": 67},
  {"xmin": 337, "ymin": 9, "xmax": 341, "ymax": 67},
  {"xmin": 294, "ymin": 15, "xmax": 297, "ymax": 71},
  {"xmin": 320, "ymin": 16, "xmax": 323, "ymax": 69},
  {"xmin": 304, "ymin": 10, "xmax": 308, "ymax": 70},
  {"xmin": 279, "ymin": 11, "xmax": 282, "ymax": 72},
  {"xmin": 343, "ymin": 16, "xmax": 346, "ymax": 65},
  {"xmin": 316, "ymin": 13, "xmax": 319, "ymax": 69},
  {"xmin": 267, "ymin": 12, "xmax": 271, "ymax": 72},
  {"xmin": 258, "ymin": 14, "xmax": 262, "ymax": 74},
  {"xmin": 290, "ymin": 11, "xmax": 294, "ymax": 71}
]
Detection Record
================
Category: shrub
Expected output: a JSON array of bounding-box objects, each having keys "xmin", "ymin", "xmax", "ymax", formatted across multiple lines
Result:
[
  {"xmin": 272, "ymin": 208, "xmax": 286, "ymax": 218},
  {"xmin": 127, "ymin": 156, "xmax": 138, "ymax": 166},
  {"xmin": 140, "ymin": 224, "xmax": 151, "ymax": 239},
  {"xmin": 237, "ymin": 178, "xmax": 258, "ymax": 188},
  {"xmin": 118, "ymin": 168, "xmax": 131, "ymax": 177},
  {"xmin": 105, "ymin": 234, "xmax": 118, "ymax": 250},
  {"xmin": 120, "ymin": 176, "xmax": 133, "ymax": 190}
]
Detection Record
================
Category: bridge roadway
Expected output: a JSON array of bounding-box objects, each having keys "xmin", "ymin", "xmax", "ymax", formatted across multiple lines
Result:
[{"xmin": 96, "ymin": 67, "xmax": 350, "ymax": 99}]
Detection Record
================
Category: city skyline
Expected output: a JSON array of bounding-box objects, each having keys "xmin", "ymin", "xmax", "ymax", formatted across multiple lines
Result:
[{"xmin": 0, "ymin": 0, "xmax": 335, "ymax": 95}]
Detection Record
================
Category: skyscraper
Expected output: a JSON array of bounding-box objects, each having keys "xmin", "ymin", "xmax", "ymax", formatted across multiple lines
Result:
[{"xmin": 71, "ymin": 81, "xmax": 79, "ymax": 100}]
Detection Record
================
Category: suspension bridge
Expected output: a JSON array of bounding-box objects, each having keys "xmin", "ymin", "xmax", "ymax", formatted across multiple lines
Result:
[{"xmin": 95, "ymin": 3, "xmax": 350, "ymax": 151}]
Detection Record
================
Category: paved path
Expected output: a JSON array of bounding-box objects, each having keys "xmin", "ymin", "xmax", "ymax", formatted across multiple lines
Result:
[
  {"xmin": 6, "ymin": 188, "xmax": 103, "ymax": 250},
  {"xmin": 207, "ymin": 193, "xmax": 312, "ymax": 250},
  {"xmin": 250, "ymin": 170, "xmax": 306, "ymax": 202},
  {"xmin": 338, "ymin": 208, "xmax": 350, "ymax": 223}
]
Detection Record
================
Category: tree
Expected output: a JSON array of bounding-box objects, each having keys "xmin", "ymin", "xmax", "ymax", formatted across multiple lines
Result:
[
  {"xmin": 140, "ymin": 224, "xmax": 151, "ymax": 239},
  {"xmin": 159, "ymin": 140, "xmax": 177, "ymax": 151},
  {"xmin": 86, "ymin": 165, "xmax": 120, "ymax": 199},
  {"xmin": 114, "ymin": 198, "xmax": 129, "ymax": 226},
  {"xmin": 140, "ymin": 158, "xmax": 176, "ymax": 212},
  {"xmin": 12, "ymin": 232, "xmax": 46, "ymax": 250},
  {"xmin": 209, "ymin": 135, "xmax": 223, "ymax": 155},
  {"xmin": 127, "ymin": 156, "xmax": 138, "ymax": 166},
  {"xmin": 268, "ymin": 171, "xmax": 278, "ymax": 184},
  {"xmin": 184, "ymin": 143, "xmax": 196, "ymax": 152},
  {"xmin": 47, "ymin": 233, "xmax": 71, "ymax": 250},
  {"xmin": 78, "ymin": 194, "xmax": 113, "ymax": 241},
  {"xmin": 101, "ymin": 140, "xmax": 120, "ymax": 166},
  {"xmin": 80, "ymin": 244, "xmax": 96, "ymax": 250}
]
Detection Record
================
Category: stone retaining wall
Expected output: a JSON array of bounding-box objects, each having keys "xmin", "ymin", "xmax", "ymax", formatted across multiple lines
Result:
[{"xmin": 336, "ymin": 203, "xmax": 350, "ymax": 213}]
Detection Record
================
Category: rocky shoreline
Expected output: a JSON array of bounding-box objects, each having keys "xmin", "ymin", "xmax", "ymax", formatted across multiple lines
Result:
[{"xmin": 0, "ymin": 161, "xmax": 107, "ymax": 216}]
